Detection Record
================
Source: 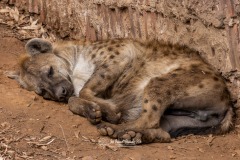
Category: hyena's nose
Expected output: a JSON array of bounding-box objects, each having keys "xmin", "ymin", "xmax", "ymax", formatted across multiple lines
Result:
[{"xmin": 56, "ymin": 86, "xmax": 67, "ymax": 101}]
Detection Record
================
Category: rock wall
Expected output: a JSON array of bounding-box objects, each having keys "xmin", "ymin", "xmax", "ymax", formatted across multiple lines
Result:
[{"xmin": 6, "ymin": 0, "xmax": 240, "ymax": 102}]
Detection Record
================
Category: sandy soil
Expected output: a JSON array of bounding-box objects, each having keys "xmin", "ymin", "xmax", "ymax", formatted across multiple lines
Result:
[{"xmin": 0, "ymin": 18, "xmax": 240, "ymax": 160}]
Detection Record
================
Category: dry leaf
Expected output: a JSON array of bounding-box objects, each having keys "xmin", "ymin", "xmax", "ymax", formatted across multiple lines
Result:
[
  {"xmin": 235, "ymin": 150, "xmax": 240, "ymax": 156},
  {"xmin": 18, "ymin": 15, "xmax": 28, "ymax": 25},
  {"xmin": 18, "ymin": 29, "xmax": 28, "ymax": 35},
  {"xmin": 198, "ymin": 148, "xmax": 204, "ymax": 153},
  {"xmin": 62, "ymin": 151, "xmax": 67, "ymax": 157},
  {"xmin": 0, "ymin": 7, "xmax": 11, "ymax": 13},
  {"xmin": 1, "ymin": 122, "xmax": 11, "ymax": 130},
  {"xmin": 9, "ymin": 7, "xmax": 19, "ymax": 22},
  {"xmin": 167, "ymin": 146, "xmax": 173, "ymax": 150},
  {"xmin": 39, "ymin": 136, "xmax": 52, "ymax": 142},
  {"xmin": 41, "ymin": 146, "xmax": 48, "ymax": 151},
  {"xmin": 74, "ymin": 131, "xmax": 80, "ymax": 139},
  {"xmin": 22, "ymin": 18, "xmax": 40, "ymax": 30}
]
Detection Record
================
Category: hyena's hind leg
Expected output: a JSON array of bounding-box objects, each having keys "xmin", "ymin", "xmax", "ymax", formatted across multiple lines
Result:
[
  {"xmin": 98, "ymin": 76, "xmax": 177, "ymax": 142},
  {"xmin": 98, "ymin": 69, "xmax": 233, "ymax": 144}
]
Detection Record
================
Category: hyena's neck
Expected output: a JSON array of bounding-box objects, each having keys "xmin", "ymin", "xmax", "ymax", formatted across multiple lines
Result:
[{"xmin": 67, "ymin": 45, "xmax": 96, "ymax": 96}]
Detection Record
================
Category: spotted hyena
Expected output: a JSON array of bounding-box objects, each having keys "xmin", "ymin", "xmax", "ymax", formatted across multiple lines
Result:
[{"xmin": 9, "ymin": 38, "xmax": 233, "ymax": 144}]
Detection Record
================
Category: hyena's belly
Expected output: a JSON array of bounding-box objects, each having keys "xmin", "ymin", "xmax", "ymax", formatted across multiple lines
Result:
[{"xmin": 111, "ymin": 81, "xmax": 144, "ymax": 122}]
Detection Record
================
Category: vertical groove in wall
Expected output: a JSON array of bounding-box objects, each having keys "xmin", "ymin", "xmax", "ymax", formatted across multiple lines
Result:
[{"xmin": 224, "ymin": 0, "xmax": 240, "ymax": 70}]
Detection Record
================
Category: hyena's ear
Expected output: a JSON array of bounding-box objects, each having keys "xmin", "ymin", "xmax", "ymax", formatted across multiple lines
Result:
[{"xmin": 25, "ymin": 38, "xmax": 53, "ymax": 56}]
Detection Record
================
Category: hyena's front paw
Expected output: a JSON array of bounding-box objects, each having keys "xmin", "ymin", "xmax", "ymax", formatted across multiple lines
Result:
[
  {"xmin": 97, "ymin": 122, "xmax": 171, "ymax": 145},
  {"xmin": 68, "ymin": 97, "xmax": 102, "ymax": 124},
  {"xmin": 117, "ymin": 131, "xmax": 143, "ymax": 145},
  {"xmin": 84, "ymin": 102, "xmax": 102, "ymax": 124},
  {"xmin": 118, "ymin": 129, "xmax": 171, "ymax": 144},
  {"xmin": 97, "ymin": 123, "xmax": 143, "ymax": 145}
]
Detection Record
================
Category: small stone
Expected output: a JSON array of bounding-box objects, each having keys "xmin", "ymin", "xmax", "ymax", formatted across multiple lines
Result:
[
  {"xmin": 7, "ymin": 150, "xmax": 15, "ymax": 157},
  {"xmin": 41, "ymin": 146, "xmax": 48, "ymax": 151},
  {"xmin": 167, "ymin": 146, "xmax": 173, "ymax": 150},
  {"xmin": 62, "ymin": 151, "xmax": 67, "ymax": 157},
  {"xmin": 82, "ymin": 156, "xmax": 94, "ymax": 160}
]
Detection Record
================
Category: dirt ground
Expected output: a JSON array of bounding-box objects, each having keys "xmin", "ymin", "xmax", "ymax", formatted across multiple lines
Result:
[{"xmin": 0, "ymin": 10, "xmax": 240, "ymax": 160}]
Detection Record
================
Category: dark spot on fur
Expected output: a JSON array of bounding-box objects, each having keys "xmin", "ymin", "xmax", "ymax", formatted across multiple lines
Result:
[
  {"xmin": 174, "ymin": 68, "xmax": 183, "ymax": 71},
  {"xmin": 144, "ymin": 99, "xmax": 149, "ymax": 103},
  {"xmin": 108, "ymin": 47, "xmax": 113, "ymax": 51},
  {"xmin": 220, "ymin": 94, "xmax": 226, "ymax": 101},
  {"xmin": 119, "ymin": 82, "xmax": 129, "ymax": 90},
  {"xmin": 143, "ymin": 109, "xmax": 147, "ymax": 113},
  {"xmin": 140, "ymin": 62, "xmax": 145, "ymax": 67},
  {"xmin": 191, "ymin": 64, "xmax": 201, "ymax": 72},
  {"xmin": 116, "ymin": 44, "xmax": 120, "ymax": 47},
  {"xmin": 148, "ymin": 113, "xmax": 153, "ymax": 119},
  {"xmin": 213, "ymin": 76, "xmax": 219, "ymax": 81},
  {"xmin": 111, "ymin": 40, "xmax": 116, "ymax": 44},
  {"xmin": 106, "ymin": 75, "xmax": 111, "ymax": 80},
  {"xmin": 167, "ymin": 90, "xmax": 171, "ymax": 96},
  {"xmin": 102, "ymin": 64, "xmax": 108, "ymax": 68},
  {"xmin": 156, "ymin": 77, "xmax": 167, "ymax": 81},
  {"xmin": 223, "ymin": 87, "xmax": 230, "ymax": 95},
  {"xmin": 115, "ymin": 51, "xmax": 120, "ymax": 55},
  {"xmin": 109, "ymin": 55, "xmax": 115, "ymax": 59},
  {"xmin": 191, "ymin": 64, "xmax": 199, "ymax": 69},
  {"xmin": 198, "ymin": 84, "xmax": 204, "ymax": 88},
  {"xmin": 214, "ymin": 84, "xmax": 221, "ymax": 89},
  {"xmin": 113, "ymin": 61, "xmax": 117, "ymax": 64},
  {"xmin": 97, "ymin": 81, "xmax": 102, "ymax": 85},
  {"xmin": 100, "ymin": 51, "xmax": 104, "ymax": 55},
  {"xmin": 220, "ymin": 88, "xmax": 230, "ymax": 101},
  {"xmin": 163, "ymin": 50, "xmax": 169, "ymax": 56},
  {"xmin": 171, "ymin": 73, "xmax": 177, "ymax": 77},
  {"xmin": 152, "ymin": 105, "xmax": 158, "ymax": 111},
  {"xmin": 173, "ymin": 85, "xmax": 179, "ymax": 90},
  {"xmin": 100, "ymin": 74, "xmax": 105, "ymax": 79},
  {"xmin": 91, "ymin": 54, "xmax": 96, "ymax": 59},
  {"xmin": 211, "ymin": 47, "xmax": 215, "ymax": 56},
  {"xmin": 157, "ymin": 99, "xmax": 162, "ymax": 104}
]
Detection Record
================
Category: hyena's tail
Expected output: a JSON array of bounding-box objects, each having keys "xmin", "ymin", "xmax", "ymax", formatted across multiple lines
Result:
[{"xmin": 219, "ymin": 106, "xmax": 234, "ymax": 134}]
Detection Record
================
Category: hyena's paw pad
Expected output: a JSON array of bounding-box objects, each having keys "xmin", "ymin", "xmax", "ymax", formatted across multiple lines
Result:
[
  {"xmin": 118, "ymin": 131, "xmax": 142, "ymax": 145},
  {"xmin": 97, "ymin": 123, "xmax": 118, "ymax": 138},
  {"xmin": 85, "ymin": 103, "xmax": 102, "ymax": 124},
  {"xmin": 68, "ymin": 97, "xmax": 102, "ymax": 124}
]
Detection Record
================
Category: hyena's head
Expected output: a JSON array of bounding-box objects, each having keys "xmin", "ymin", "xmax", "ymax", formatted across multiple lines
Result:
[{"xmin": 9, "ymin": 38, "xmax": 74, "ymax": 102}]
